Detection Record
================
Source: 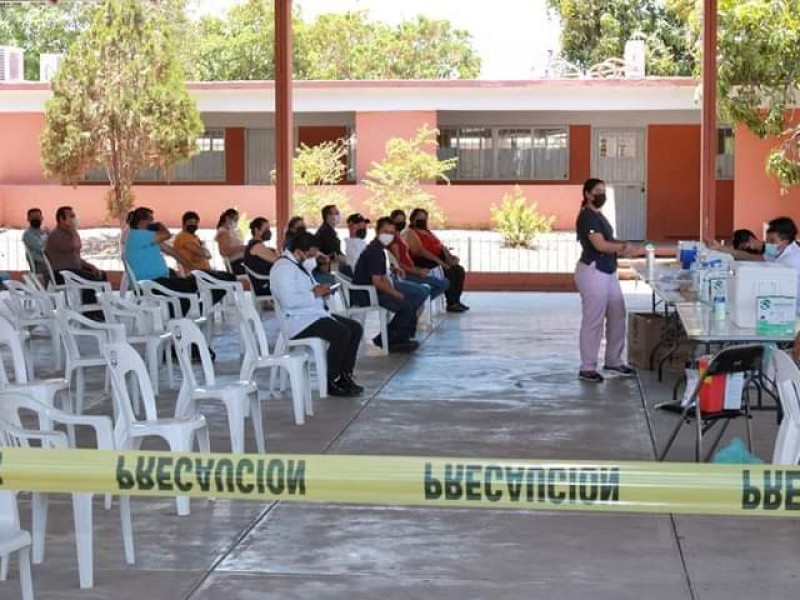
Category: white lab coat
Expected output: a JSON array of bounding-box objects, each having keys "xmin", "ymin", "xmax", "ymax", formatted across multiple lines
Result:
[{"xmin": 270, "ymin": 250, "xmax": 331, "ymax": 338}]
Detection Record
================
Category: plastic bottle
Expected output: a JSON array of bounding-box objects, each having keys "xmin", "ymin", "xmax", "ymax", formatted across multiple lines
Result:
[{"xmin": 645, "ymin": 242, "xmax": 656, "ymax": 281}]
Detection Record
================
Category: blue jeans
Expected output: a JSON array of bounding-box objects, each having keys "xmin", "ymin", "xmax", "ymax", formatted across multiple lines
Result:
[
  {"xmin": 405, "ymin": 273, "xmax": 449, "ymax": 300},
  {"xmin": 352, "ymin": 282, "xmax": 423, "ymax": 344},
  {"xmin": 394, "ymin": 279, "xmax": 429, "ymax": 312}
]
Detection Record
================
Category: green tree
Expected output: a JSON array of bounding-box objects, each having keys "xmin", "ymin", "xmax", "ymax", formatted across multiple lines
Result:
[
  {"xmin": 300, "ymin": 12, "xmax": 480, "ymax": 79},
  {"xmin": 717, "ymin": 0, "xmax": 800, "ymax": 191},
  {"xmin": 278, "ymin": 139, "xmax": 353, "ymax": 228},
  {"xmin": 364, "ymin": 125, "xmax": 456, "ymax": 225},
  {"xmin": 40, "ymin": 0, "xmax": 203, "ymax": 222},
  {"xmin": 547, "ymin": 0, "xmax": 695, "ymax": 76}
]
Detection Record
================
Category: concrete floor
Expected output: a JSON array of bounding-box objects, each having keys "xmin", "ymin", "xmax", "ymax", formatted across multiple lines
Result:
[{"xmin": 2, "ymin": 291, "xmax": 798, "ymax": 599}]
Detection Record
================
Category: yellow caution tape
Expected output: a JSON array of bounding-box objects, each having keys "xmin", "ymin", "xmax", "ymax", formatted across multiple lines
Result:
[{"xmin": 1, "ymin": 448, "xmax": 798, "ymax": 516}]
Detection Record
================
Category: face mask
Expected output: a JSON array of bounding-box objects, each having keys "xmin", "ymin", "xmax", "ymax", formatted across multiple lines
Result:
[
  {"xmin": 72, "ymin": 216, "xmax": 80, "ymax": 228},
  {"xmin": 378, "ymin": 233, "xmax": 394, "ymax": 246},
  {"xmin": 332, "ymin": 214, "xmax": 342, "ymax": 226},
  {"xmin": 355, "ymin": 228, "xmax": 367, "ymax": 239},
  {"xmin": 394, "ymin": 220, "xmax": 406, "ymax": 232},
  {"xmin": 231, "ymin": 220, "xmax": 239, "ymax": 230},
  {"xmin": 302, "ymin": 256, "xmax": 318, "ymax": 272},
  {"xmin": 765, "ymin": 243, "xmax": 782, "ymax": 258},
  {"xmin": 186, "ymin": 224, "xmax": 198, "ymax": 235},
  {"xmin": 295, "ymin": 226, "xmax": 306, "ymax": 236},
  {"xmin": 591, "ymin": 193, "xmax": 607, "ymax": 208},
  {"xmin": 414, "ymin": 218, "xmax": 427, "ymax": 230},
  {"xmin": 29, "ymin": 219, "xmax": 42, "ymax": 229},
  {"xmin": 147, "ymin": 222, "xmax": 159, "ymax": 232},
  {"xmin": 261, "ymin": 229, "xmax": 272, "ymax": 242}
]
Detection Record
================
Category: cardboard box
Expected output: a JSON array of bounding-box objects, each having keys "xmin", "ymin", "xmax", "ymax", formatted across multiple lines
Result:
[{"xmin": 627, "ymin": 312, "xmax": 666, "ymax": 369}]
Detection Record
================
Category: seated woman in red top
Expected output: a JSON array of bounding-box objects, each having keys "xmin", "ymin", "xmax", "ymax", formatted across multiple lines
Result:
[
  {"xmin": 404, "ymin": 208, "xmax": 467, "ymax": 313},
  {"xmin": 389, "ymin": 209, "xmax": 449, "ymax": 301}
]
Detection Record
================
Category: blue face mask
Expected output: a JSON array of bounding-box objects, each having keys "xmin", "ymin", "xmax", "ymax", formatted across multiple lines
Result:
[{"xmin": 764, "ymin": 243, "xmax": 782, "ymax": 258}]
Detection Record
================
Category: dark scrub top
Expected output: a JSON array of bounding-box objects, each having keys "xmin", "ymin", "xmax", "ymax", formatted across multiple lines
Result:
[{"xmin": 576, "ymin": 208, "xmax": 617, "ymax": 274}]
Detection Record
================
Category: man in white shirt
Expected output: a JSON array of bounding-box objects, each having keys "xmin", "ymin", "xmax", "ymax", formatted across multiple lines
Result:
[
  {"xmin": 761, "ymin": 217, "xmax": 800, "ymax": 313},
  {"xmin": 344, "ymin": 213, "xmax": 370, "ymax": 269},
  {"xmin": 270, "ymin": 232, "xmax": 365, "ymax": 397}
]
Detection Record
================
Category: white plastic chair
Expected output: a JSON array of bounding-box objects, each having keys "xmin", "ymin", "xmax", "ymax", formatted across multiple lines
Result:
[
  {"xmin": 271, "ymin": 296, "xmax": 329, "ymax": 399},
  {"xmin": 54, "ymin": 305, "xmax": 124, "ymax": 414},
  {"xmin": 98, "ymin": 293, "xmax": 174, "ymax": 394},
  {"xmin": 233, "ymin": 291, "xmax": 312, "ymax": 425},
  {"xmin": 59, "ymin": 270, "xmax": 111, "ymax": 316},
  {"xmin": 0, "ymin": 392, "xmax": 134, "ymax": 589},
  {"xmin": 771, "ymin": 350, "xmax": 800, "ymax": 464},
  {"xmin": 170, "ymin": 318, "xmax": 263, "ymax": 454},
  {"xmin": 243, "ymin": 264, "xmax": 274, "ymax": 311},
  {"xmin": 334, "ymin": 273, "xmax": 390, "ymax": 356},
  {"xmin": 191, "ymin": 269, "xmax": 242, "ymax": 326},
  {"xmin": 103, "ymin": 341, "xmax": 210, "ymax": 516},
  {"xmin": 2, "ymin": 280, "xmax": 63, "ymax": 373},
  {"xmin": 0, "ymin": 314, "xmax": 72, "ymax": 415},
  {"xmin": 40, "ymin": 253, "xmax": 67, "ymax": 294},
  {"xmin": 0, "ymin": 456, "xmax": 33, "ymax": 600}
]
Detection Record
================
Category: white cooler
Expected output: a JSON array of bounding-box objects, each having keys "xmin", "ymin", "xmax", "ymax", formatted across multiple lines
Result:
[{"xmin": 729, "ymin": 262, "xmax": 798, "ymax": 328}]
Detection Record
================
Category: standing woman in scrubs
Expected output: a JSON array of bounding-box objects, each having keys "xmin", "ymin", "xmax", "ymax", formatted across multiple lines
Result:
[{"xmin": 575, "ymin": 178, "xmax": 636, "ymax": 383}]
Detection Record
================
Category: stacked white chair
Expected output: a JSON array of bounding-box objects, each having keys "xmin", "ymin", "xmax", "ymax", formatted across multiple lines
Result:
[
  {"xmin": 54, "ymin": 305, "xmax": 123, "ymax": 414},
  {"xmin": 0, "ymin": 392, "xmax": 134, "ymax": 589},
  {"xmin": 103, "ymin": 341, "xmax": 210, "ymax": 516},
  {"xmin": 98, "ymin": 293, "xmax": 174, "ymax": 394},
  {"xmin": 3, "ymin": 280, "xmax": 63, "ymax": 373},
  {"xmin": 271, "ymin": 296, "xmax": 329, "ymax": 399},
  {"xmin": 0, "ymin": 314, "xmax": 72, "ymax": 415},
  {"xmin": 191, "ymin": 269, "xmax": 242, "ymax": 327},
  {"xmin": 170, "ymin": 318, "xmax": 263, "ymax": 454},
  {"xmin": 233, "ymin": 291, "xmax": 312, "ymax": 425},
  {"xmin": 59, "ymin": 270, "xmax": 111, "ymax": 317},
  {"xmin": 0, "ymin": 436, "xmax": 33, "ymax": 599}
]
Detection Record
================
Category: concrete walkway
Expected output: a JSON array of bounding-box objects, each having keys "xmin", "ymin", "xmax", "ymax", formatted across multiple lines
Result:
[{"xmin": 7, "ymin": 292, "xmax": 798, "ymax": 599}]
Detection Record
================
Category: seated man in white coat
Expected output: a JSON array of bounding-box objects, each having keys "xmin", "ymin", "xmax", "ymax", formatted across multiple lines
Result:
[{"xmin": 270, "ymin": 232, "xmax": 365, "ymax": 397}]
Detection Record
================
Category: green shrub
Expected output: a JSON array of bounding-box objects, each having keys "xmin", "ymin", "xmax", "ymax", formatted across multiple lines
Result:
[
  {"xmin": 490, "ymin": 186, "xmax": 555, "ymax": 248},
  {"xmin": 364, "ymin": 124, "xmax": 456, "ymax": 225},
  {"xmin": 272, "ymin": 138, "xmax": 353, "ymax": 227}
]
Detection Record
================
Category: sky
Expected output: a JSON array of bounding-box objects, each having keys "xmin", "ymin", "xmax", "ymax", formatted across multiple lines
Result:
[{"xmin": 195, "ymin": 0, "xmax": 562, "ymax": 79}]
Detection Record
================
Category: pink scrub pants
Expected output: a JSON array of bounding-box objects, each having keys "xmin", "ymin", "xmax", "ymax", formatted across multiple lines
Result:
[{"xmin": 574, "ymin": 261, "xmax": 626, "ymax": 371}]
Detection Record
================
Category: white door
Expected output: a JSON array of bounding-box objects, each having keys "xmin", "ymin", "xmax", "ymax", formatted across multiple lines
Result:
[{"xmin": 592, "ymin": 128, "xmax": 646, "ymax": 241}]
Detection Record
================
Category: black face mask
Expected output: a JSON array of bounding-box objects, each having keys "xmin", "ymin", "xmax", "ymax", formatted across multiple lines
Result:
[
  {"xmin": 591, "ymin": 193, "xmax": 607, "ymax": 208},
  {"xmin": 414, "ymin": 218, "xmax": 427, "ymax": 230},
  {"xmin": 186, "ymin": 224, "xmax": 198, "ymax": 235},
  {"xmin": 394, "ymin": 220, "xmax": 406, "ymax": 232},
  {"xmin": 355, "ymin": 228, "xmax": 367, "ymax": 239},
  {"xmin": 294, "ymin": 226, "xmax": 307, "ymax": 236},
  {"xmin": 262, "ymin": 230, "xmax": 272, "ymax": 242},
  {"xmin": 29, "ymin": 219, "xmax": 42, "ymax": 229},
  {"xmin": 147, "ymin": 223, "xmax": 159, "ymax": 232}
]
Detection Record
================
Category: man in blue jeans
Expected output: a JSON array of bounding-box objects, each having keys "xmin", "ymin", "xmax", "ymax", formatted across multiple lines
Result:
[{"xmin": 352, "ymin": 217, "xmax": 427, "ymax": 353}]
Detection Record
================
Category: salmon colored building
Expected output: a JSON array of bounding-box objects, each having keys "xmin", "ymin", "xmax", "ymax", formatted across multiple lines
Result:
[{"xmin": 0, "ymin": 78, "xmax": 794, "ymax": 242}]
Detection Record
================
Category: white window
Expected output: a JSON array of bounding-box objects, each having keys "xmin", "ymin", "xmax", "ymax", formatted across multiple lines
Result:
[
  {"xmin": 439, "ymin": 126, "xmax": 569, "ymax": 181},
  {"xmin": 716, "ymin": 127, "xmax": 734, "ymax": 180},
  {"xmin": 245, "ymin": 129, "xmax": 276, "ymax": 185}
]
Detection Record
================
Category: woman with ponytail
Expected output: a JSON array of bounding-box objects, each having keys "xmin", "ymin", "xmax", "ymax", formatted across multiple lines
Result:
[{"xmin": 575, "ymin": 178, "xmax": 636, "ymax": 383}]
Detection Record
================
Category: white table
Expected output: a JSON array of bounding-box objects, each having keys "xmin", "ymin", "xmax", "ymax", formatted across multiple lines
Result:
[{"xmin": 674, "ymin": 301, "xmax": 797, "ymax": 345}]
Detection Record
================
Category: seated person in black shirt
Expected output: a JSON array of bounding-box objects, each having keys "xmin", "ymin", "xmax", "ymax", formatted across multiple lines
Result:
[
  {"xmin": 315, "ymin": 204, "xmax": 353, "ymax": 280},
  {"xmin": 244, "ymin": 217, "xmax": 278, "ymax": 296},
  {"xmin": 352, "ymin": 217, "xmax": 421, "ymax": 353}
]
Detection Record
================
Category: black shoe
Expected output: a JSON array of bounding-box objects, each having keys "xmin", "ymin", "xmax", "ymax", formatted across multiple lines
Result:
[
  {"xmin": 447, "ymin": 304, "xmax": 467, "ymax": 313},
  {"xmin": 579, "ymin": 370, "xmax": 604, "ymax": 383},
  {"xmin": 603, "ymin": 364, "xmax": 635, "ymax": 377},
  {"xmin": 341, "ymin": 373, "xmax": 365, "ymax": 395},
  {"xmin": 328, "ymin": 380, "xmax": 360, "ymax": 397},
  {"xmin": 388, "ymin": 340, "xmax": 420, "ymax": 353},
  {"xmin": 458, "ymin": 302, "xmax": 470, "ymax": 311}
]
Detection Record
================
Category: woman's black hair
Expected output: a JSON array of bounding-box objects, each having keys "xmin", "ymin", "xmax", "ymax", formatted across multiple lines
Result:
[
  {"xmin": 249, "ymin": 217, "xmax": 268, "ymax": 237},
  {"xmin": 216, "ymin": 208, "xmax": 239, "ymax": 229},
  {"xmin": 732, "ymin": 229, "xmax": 757, "ymax": 250},
  {"xmin": 409, "ymin": 208, "xmax": 428, "ymax": 224},
  {"xmin": 286, "ymin": 216, "xmax": 304, "ymax": 233},
  {"xmin": 581, "ymin": 178, "xmax": 605, "ymax": 207}
]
